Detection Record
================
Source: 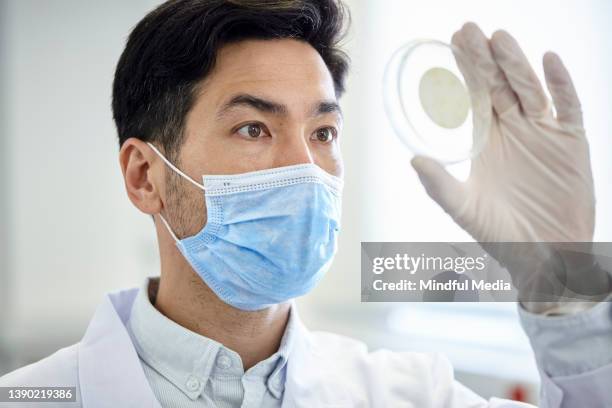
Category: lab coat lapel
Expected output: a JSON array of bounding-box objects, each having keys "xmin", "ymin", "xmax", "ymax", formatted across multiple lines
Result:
[
  {"xmin": 78, "ymin": 288, "xmax": 161, "ymax": 408},
  {"xmin": 77, "ymin": 288, "xmax": 354, "ymax": 407},
  {"xmin": 282, "ymin": 307, "xmax": 354, "ymax": 407}
]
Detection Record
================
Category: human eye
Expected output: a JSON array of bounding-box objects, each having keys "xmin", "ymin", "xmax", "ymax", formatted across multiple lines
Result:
[
  {"xmin": 310, "ymin": 126, "xmax": 338, "ymax": 144},
  {"xmin": 235, "ymin": 122, "xmax": 271, "ymax": 140}
]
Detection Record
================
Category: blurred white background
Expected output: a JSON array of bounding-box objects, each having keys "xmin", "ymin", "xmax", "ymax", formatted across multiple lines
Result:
[{"xmin": 1, "ymin": 0, "xmax": 611, "ymax": 404}]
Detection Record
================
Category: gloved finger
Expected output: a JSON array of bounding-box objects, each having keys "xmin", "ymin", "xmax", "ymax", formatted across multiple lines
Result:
[
  {"xmin": 411, "ymin": 156, "xmax": 466, "ymax": 218},
  {"xmin": 543, "ymin": 51, "xmax": 584, "ymax": 128},
  {"xmin": 450, "ymin": 31, "xmax": 481, "ymax": 104},
  {"xmin": 489, "ymin": 30, "xmax": 549, "ymax": 117},
  {"xmin": 452, "ymin": 22, "xmax": 519, "ymax": 115}
]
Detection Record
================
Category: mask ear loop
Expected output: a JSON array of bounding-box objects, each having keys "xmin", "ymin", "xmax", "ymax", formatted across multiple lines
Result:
[
  {"xmin": 146, "ymin": 142, "xmax": 206, "ymax": 243},
  {"xmin": 146, "ymin": 142, "xmax": 205, "ymax": 191}
]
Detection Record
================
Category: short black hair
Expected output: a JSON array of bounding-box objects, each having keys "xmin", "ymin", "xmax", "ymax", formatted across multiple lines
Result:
[{"xmin": 112, "ymin": 0, "xmax": 350, "ymax": 161}]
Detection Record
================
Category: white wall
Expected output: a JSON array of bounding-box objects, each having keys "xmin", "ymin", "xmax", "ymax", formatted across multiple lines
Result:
[
  {"xmin": 0, "ymin": 0, "xmax": 163, "ymax": 370},
  {"xmin": 0, "ymin": 0, "xmax": 11, "ymax": 370}
]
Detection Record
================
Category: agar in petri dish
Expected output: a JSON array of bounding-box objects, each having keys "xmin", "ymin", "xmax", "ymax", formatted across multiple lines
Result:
[
  {"xmin": 383, "ymin": 39, "xmax": 492, "ymax": 164},
  {"xmin": 418, "ymin": 67, "xmax": 470, "ymax": 129}
]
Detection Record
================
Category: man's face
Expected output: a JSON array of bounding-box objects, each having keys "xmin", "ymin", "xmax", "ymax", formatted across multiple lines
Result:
[{"xmin": 164, "ymin": 39, "xmax": 344, "ymax": 237}]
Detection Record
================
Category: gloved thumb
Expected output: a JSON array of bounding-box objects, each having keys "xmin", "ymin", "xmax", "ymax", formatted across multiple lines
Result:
[{"xmin": 411, "ymin": 156, "xmax": 466, "ymax": 217}]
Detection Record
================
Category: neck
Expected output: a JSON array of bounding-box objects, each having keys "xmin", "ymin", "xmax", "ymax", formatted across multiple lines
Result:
[{"xmin": 154, "ymin": 245, "xmax": 290, "ymax": 371}]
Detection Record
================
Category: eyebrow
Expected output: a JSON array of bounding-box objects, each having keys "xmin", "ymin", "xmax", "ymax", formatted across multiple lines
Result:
[{"xmin": 216, "ymin": 93, "xmax": 342, "ymax": 120}]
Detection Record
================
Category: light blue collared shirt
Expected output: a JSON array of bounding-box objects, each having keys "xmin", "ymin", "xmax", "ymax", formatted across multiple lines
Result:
[{"xmin": 126, "ymin": 278, "xmax": 295, "ymax": 408}]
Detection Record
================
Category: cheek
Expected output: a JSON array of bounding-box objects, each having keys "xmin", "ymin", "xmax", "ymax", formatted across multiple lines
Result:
[
  {"xmin": 312, "ymin": 142, "xmax": 344, "ymax": 178},
  {"xmin": 332, "ymin": 153, "xmax": 344, "ymax": 178},
  {"xmin": 167, "ymin": 176, "xmax": 208, "ymax": 238},
  {"xmin": 184, "ymin": 189, "xmax": 207, "ymax": 237},
  {"xmin": 187, "ymin": 129, "xmax": 272, "ymax": 175}
]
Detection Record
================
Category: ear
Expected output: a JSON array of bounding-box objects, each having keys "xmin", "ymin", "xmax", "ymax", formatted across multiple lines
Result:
[{"xmin": 119, "ymin": 138, "xmax": 164, "ymax": 215}]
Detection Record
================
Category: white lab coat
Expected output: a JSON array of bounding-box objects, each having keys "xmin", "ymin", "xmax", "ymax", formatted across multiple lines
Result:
[{"xmin": 0, "ymin": 287, "xmax": 604, "ymax": 407}]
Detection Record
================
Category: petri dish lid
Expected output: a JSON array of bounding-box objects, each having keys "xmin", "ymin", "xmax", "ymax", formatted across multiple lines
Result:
[{"xmin": 383, "ymin": 39, "xmax": 492, "ymax": 164}]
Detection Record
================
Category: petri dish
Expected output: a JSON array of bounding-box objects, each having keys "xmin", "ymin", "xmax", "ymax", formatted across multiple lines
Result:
[{"xmin": 383, "ymin": 39, "xmax": 492, "ymax": 164}]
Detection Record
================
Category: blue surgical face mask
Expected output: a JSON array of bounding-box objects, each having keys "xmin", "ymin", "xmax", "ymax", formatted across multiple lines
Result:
[{"xmin": 147, "ymin": 143, "xmax": 343, "ymax": 311}]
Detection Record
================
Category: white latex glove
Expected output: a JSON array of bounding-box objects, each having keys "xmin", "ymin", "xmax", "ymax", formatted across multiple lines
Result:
[
  {"xmin": 410, "ymin": 23, "xmax": 610, "ymax": 310},
  {"xmin": 412, "ymin": 23, "xmax": 594, "ymax": 243}
]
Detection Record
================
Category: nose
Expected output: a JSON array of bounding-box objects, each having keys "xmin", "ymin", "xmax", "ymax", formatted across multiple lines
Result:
[{"xmin": 272, "ymin": 132, "xmax": 314, "ymax": 168}]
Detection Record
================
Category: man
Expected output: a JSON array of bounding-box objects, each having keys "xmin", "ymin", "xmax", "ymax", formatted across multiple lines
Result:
[{"xmin": 1, "ymin": 0, "xmax": 611, "ymax": 407}]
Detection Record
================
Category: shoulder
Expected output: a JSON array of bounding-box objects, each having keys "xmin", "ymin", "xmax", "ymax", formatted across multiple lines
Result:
[
  {"xmin": 307, "ymin": 331, "xmax": 487, "ymax": 406},
  {"xmin": 0, "ymin": 344, "xmax": 79, "ymax": 387},
  {"xmin": 0, "ymin": 344, "xmax": 82, "ymax": 407},
  {"xmin": 309, "ymin": 330, "xmax": 452, "ymax": 373}
]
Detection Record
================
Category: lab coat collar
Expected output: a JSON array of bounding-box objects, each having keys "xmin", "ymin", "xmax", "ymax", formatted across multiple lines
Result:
[
  {"xmin": 78, "ymin": 287, "xmax": 162, "ymax": 408},
  {"xmin": 77, "ymin": 287, "xmax": 353, "ymax": 407}
]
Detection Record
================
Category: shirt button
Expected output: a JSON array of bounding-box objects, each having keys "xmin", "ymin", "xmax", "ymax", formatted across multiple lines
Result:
[
  {"xmin": 216, "ymin": 354, "xmax": 232, "ymax": 369},
  {"xmin": 186, "ymin": 375, "xmax": 201, "ymax": 392}
]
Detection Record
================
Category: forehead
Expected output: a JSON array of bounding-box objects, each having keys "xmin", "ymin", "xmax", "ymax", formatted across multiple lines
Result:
[{"xmin": 199, "ymin": 39, "xmax": 337, "ymax": 107}]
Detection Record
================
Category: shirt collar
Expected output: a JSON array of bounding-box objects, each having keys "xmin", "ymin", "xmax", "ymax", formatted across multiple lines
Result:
[{"xmin": 127, "ymin": 277, "xmax": 295, "ymax": 400}]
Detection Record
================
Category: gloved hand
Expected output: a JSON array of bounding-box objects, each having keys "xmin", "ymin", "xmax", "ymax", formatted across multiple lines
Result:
[
  {"xmin": 412, "ymin": 22, "xmax": 594, "ymax": 243},
  {"xmin": 410, "ymin": 23, "xmax": 610, "ymax": 309}
]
